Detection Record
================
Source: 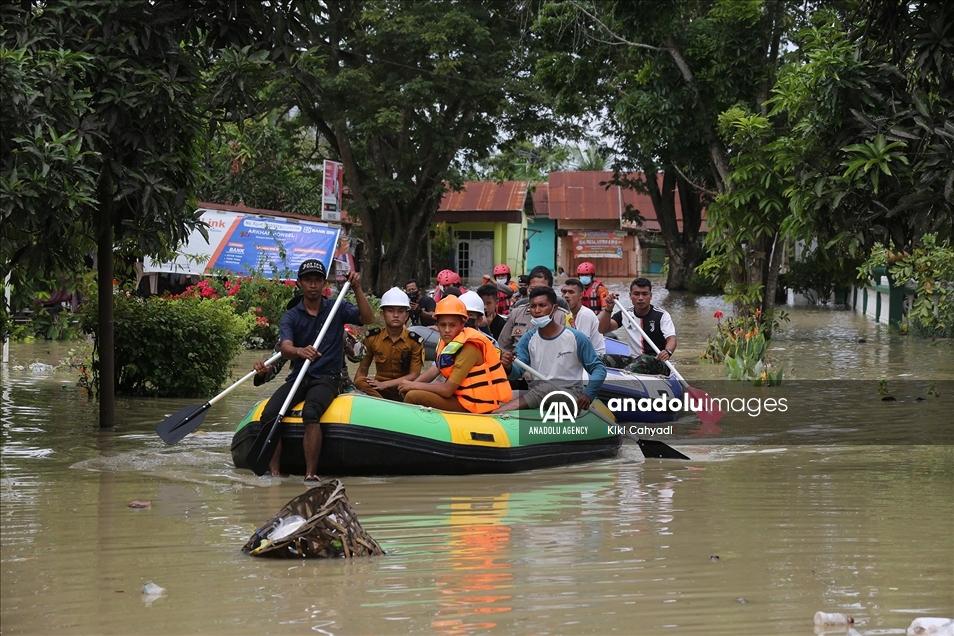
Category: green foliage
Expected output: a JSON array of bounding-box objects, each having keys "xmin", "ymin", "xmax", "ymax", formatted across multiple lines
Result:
[
  {"xmin": 197, "ymin": 112, "xmax": 328, "ymax": 214},
  {"xmin": 686, "ymin": 269, "xmax": 723, "ymax": 295},
  {"xmin": 465, "ymin": 140, "xmax": 569, "ymax": 183},
  {"xmin": 23, "ymin": 308, "xmax": 82, "ymax": 341},
  {"xmin": 173, "ymin": 272, "xmax": 298, "ymax": 348},
  {"xmin": 890, "ymin": 234, "xmax": 954, "ymax": 338},
  {"xmin": 767, "ymin": 3, "xmax": 954, "ymax": 254},
  {"xmin": 702, "ymin": 308, "xmax": 788, "ymax": 385},
  {"xmin": 784, "ymin": 248, "xmax": 861, "ymax": 305},
  {"xmin": 80, "ymin": 293, "xmax": 247, "ymax": 399}
]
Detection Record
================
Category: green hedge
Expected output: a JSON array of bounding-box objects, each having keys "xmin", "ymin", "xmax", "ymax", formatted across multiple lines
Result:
[{"xmin": 81, "ymin": 294, "xmax": 248, "ymax": 398}]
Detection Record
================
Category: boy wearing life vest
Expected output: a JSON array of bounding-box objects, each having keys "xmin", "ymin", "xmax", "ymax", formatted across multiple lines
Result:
[
  {"xmin": 399, "ymin": 296, "xmax": 512, "ymax": 413},
  {"xmin": 576, "ymin": 262, "xmax": 610, "ymax": 312},
  {"xmin": 354, "ymin": 288, "xmax": 425, "ymax": 402}
]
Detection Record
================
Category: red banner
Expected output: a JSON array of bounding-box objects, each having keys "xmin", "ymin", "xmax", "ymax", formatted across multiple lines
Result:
[{"xmin": 572, "ymin": 231, "xmax": 625, "ymax": 258}]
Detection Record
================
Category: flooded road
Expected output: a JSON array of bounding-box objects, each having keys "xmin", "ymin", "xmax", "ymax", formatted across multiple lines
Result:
[{"xmin": 2, "ymin": 288, "xmax": 952, "ymax": 634}]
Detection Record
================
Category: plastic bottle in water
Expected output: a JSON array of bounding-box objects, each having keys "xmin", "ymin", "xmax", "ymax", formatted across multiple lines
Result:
[{"xmin": 815, "ymin": 611, "xmax": 855, "ymax": 626}]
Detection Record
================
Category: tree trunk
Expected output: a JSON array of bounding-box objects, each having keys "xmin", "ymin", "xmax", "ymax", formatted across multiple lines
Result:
[
  {"xmin": 761, "ymin": 232, "xmax": 785, "ymax": 339},
  {"xmin": 642, "ymin": 166, "xmax": 704, "ymax": 290},
  {"xmin": 360, "ymin": 201, "xmax": 438, "ymax": 295},
  {"xmin": 97, "ymin": 204, "xmax": 115, "ymax": 428}
]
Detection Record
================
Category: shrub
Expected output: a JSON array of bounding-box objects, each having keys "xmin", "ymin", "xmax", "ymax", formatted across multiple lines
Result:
[
  {"xmin": 702, "ymin": 309, "xmax": 788, "ymax": 386},
  {"xmin": 173, "ymin": 271, "xmax": 297, "ymax": 348},
  {"xmin": 890, "ymin": 234, "xmax": 954, "ymax": 339},
  {"xmin": 81, "ymin": 293, "xmax": 248, "ymax": 398}
]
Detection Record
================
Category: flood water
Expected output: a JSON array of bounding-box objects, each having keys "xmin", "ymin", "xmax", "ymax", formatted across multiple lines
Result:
[{"xmin": 2, "ymin": 286, "xmax": 952, "ymax": 635}]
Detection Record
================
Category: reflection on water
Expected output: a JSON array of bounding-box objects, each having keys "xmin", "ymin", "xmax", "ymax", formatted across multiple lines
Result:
[{"xmin": 1, "ymin": 293, "xmax": 952, "ymax": 634}]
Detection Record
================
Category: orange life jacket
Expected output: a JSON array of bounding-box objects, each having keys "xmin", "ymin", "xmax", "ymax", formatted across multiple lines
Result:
[
  {"xmin": 436, "ymin": 328, "xmax": 513, "ymax": 414},
  {"xmin": 581, "ymin": 279, "xmax": 605, "ymax": 311}
]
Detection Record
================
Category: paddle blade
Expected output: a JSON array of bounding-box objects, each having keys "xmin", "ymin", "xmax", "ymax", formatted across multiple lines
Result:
[
  {"xmin": 245, "ymin": 417, "xmax": 283, "ymax": 476},
  {"xmin": 686, "ymin": 386, "xmax": 724, "ymax": 425},
  {"xmin": 155, "ymin": 403, "xmax": 210, "ymax": 445},
  {"xmin": 637, "ymin": 438, "xmax": 691, "ymax": 460}
]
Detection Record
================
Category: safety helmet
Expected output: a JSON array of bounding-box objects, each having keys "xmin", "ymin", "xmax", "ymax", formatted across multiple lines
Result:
[
  {"xmin": 577, "ymin": 262, "xmax": 596, "ymax": 275},
  {"xmin": 437, "ymin": 269, "xmax": 460, "ymax": 286},
  {"xmin": 493, "ymin": 264, "xmax": 511, "ymax": 276},
  {"xmin": 379, "ymin": 287, "xmax": 410, "ymax": 308},
  {"xmin": 460, "ymin": 291, "xmax": 485, "ymax": 315},
  {"xmin": 434, "ymin": 296, "xmax": 469, "ymax": 319}
]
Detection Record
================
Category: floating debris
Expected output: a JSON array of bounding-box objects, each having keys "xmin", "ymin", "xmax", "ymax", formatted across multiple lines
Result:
[
  {"xmin": 244, "ymin": 480, "xmax": 384, "ymax": 559},
  {"xmin": 128, "ymin": 500, "xmax": 152, "ymax": 509},
  {"xmin": 142, "ymin": 581, "xmax": 166, "ymax": 596},
  {"xmin": 814, "ymin": 611, "xmax": 854, "ymax": 626},
  {"xmin": 710, "ymin": 555, "xmax": 720, "ymax": 562},
  {"xmin": 907, "ymin": 617, "xmax": 954, "ymax": 636}
]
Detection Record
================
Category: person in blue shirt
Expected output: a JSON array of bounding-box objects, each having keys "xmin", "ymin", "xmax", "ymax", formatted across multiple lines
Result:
[
  {"xmin": 496, "ymin": 286, "xmax": 606, "ymax": 413},
  {"xmin": 260, "ymin": 260, "xmax": 375, "ymax": 483}
]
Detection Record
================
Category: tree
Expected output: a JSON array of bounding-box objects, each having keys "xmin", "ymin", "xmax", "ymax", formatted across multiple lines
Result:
[
  {"xmin": 534, "ymin": 0, "xmax": 797, "ymax": 290},
  {"xmin": 197, "ymin": 111, "xmax": 329, "ymax": 214},
  {"xmin": 274, "ymin": 1, "xmax": 544, "ymax": 293},
  {"xmin": 2, "ymin": 1, "xmax": 214, "ymax": 426},
  {"xmin": 464, "ymin": 139, "xmax": 570, "ymax": 182},
  {"xmin": 769, "ymin": 1, "xmax": 953, "ymax": 254}
]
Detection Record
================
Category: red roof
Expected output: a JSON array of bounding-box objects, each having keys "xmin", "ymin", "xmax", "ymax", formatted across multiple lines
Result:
[
  {"xmin": 434, "ymin": 181, "xmax": 529, "ymax": 223},
  {"xmin": 530, "ymin": 183, "xmax": 549, "ymax": 218},
  {"xmin": 546, "ymin": 172, "xmax": 705, "ymax": 232}
]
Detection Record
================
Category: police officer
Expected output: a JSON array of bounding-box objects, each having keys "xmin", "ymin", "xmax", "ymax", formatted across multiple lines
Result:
[{"xmin": 353, "ymin": 288, "xmax": 425, "ymax": 401}]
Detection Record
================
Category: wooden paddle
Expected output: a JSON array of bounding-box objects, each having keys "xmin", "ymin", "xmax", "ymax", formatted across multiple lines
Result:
[
  {"xmin": 155, "ymin": 350, "xmax": 283, "ymax": 445},
  {"xmin": 509, "ymin": 357, "xmax": 690, "ymax": 460},
  {"xmin": 245, "ymin": 281, "xmax": 351, "ymax": 476},
  {"xmin": 615, "ymin": 306, "xmax": 723, "ymax": 425}
]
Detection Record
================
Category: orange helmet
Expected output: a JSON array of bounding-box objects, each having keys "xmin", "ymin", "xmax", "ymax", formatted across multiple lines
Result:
[
  {"xmin": 577, "ymin": 261, "xmax": 596, "ymax": 275},
  {"xmin": 434, "ymin": 296, "xmax": 469, "ymax": 319}
]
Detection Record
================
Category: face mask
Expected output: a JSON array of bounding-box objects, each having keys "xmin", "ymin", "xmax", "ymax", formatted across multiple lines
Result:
[
  {"xmin": 580, "ymin": 276, "xmax": 592, "ymax": 286},
  {"xmin": 530, "ymin": 315, "xmax": 552, "ymax": 329},
  {"xmin": 496, "ymin": 277, "xmax": 508, "ymax": 283}
]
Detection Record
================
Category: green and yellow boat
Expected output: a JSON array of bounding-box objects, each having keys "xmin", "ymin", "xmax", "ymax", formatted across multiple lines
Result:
[{"xmin": 231, "ymin": 393, "xmax": 620, "ymax": 476}]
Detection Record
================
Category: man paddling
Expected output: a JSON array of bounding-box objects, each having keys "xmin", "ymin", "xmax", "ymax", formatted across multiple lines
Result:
[
  {"xmin": 260, "ymin": 260, "xmax": 374, "ymax": 484},
  {"xmin": 598, "ymin": 277, "xmax": 676, "ymax": 375}
]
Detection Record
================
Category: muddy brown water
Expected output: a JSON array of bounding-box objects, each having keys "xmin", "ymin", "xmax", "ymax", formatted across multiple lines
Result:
[{"xmin": 2, "ymin": 287, "xmax": 952, "ymax": 634}]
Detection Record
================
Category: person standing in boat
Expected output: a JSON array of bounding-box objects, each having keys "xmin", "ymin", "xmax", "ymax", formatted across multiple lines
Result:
[
  {"xmin": 261, "ymin": 260, "xmax": 375, "ymax": 483},
  {"xmin": 398, "ymin": 296, "xmax": 511, "ymax": 413},
  {"xmin": 598, "ymin": 277, "xmax": 676, "ymax": 376},
  {"xmin": 353, "ymin": 288, "xmax": 425, "ymax": 402},
  {"xmin": 496, "ymin": 286, "xmax": 606, "ymax": 413}
]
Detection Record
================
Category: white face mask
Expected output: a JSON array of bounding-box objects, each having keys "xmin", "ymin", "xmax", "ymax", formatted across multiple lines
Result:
[
  {"xmin": 529, "ymin": 313, "xmax": 553, "ymax": 329},
  {"xmin": 496, "ymin": 277, "xmax": 508, "ymax": 283}
]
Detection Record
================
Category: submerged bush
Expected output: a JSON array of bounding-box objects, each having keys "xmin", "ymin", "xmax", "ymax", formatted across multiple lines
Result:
[{"xmin": 81, "ymin": 293, "xmax": 247, "ymax": 398}]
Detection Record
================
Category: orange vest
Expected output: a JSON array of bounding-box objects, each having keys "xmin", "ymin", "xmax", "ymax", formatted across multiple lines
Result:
[{"xmin": 436, "ymin": 328, "xmax": 513, "ymax": 414}]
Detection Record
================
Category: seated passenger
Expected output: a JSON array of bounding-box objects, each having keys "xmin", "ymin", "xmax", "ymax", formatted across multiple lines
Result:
[
  {"xmin": 399, "ymin": 296, "xmax": 512, "ymax": 413},
  {"xmin": 353, "ymin": 288, "xmax": 424, "ymax": 401},
  {"xmin": 496, "ymin": 287, "xmax": 606, "ymax": 413}
]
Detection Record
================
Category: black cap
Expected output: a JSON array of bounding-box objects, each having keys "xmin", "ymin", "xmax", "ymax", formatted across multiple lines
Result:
[{"xmin": 297, "ymin": 259, "xmax": 327, "ymax": 279}]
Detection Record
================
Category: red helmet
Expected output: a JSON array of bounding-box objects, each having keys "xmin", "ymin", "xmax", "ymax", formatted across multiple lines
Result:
[
  {"xmin": 577, "ymin": 262, "xmax": 596, "ymax": 275},
  {"xmin": 437, "ymin": 269, "xmax": 460, "ymax": 285},
  {"xmin": 493, "ymin": 264, "xmax": 511, "ymax": 276}
]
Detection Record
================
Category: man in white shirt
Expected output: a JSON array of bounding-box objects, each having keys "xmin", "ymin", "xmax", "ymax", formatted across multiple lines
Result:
[{"xmin": 561, "ymin": 278, "xmax": 606, "ymax": 355}]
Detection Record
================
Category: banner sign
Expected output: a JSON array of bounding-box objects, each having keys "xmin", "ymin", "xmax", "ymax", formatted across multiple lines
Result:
[
  {"xmin": 320, "ymin": 160, "xmax": 343, "ymax": 222},
  {"xmin": 572, "ymin": 230, "xmax": 625, "ymax": 259},
  {"xmin": 143, "ymin": 208, "xmax": 340, "ymax": 278}
]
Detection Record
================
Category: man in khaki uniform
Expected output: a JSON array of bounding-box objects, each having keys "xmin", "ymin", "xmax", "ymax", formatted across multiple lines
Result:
[
  {"xmin": 354, "ymin": 288, "xmax": 425, "ymax": 401},
  {"xmin": 498, "ymin": 268, "xmax": 574, "ymax": 353}
]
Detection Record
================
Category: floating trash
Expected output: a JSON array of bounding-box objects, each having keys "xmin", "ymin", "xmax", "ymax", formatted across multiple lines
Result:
[
  {"xmin": 814, "ymin": 611, "xmax": 854, "ymax": 626},
  {"xmin": 243, "ymin": 480, "xmax": 384, "ymax": 559},
  {"xmin": 128, "ymin": 500, "xmax": 152, "ymax": 510},
  {"xmin": 142, "ymin": 581, "xmax": 166, "ymax": 597},
  {"xmin": 907, "ymin": 617, "xmax": 954, "ymax": 636}
]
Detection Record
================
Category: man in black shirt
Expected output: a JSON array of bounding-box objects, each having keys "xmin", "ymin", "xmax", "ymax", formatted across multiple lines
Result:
[
  {"xmin": 405, "ymin": 279, "xmax": 436, "ymax": 326},
  {"xmin": 476, "ymin": 284, "xmax": 507, "ymax": 341}
]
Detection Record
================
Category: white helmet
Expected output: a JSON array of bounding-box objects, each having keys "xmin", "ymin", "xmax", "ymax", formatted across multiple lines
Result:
[
  {"xmin": 380, "ymin": 287, "xmax": 410, "ymax": 308},
  {"xmin": 460, "ymin": 291, "xmax": 484, "ymax": 315}
]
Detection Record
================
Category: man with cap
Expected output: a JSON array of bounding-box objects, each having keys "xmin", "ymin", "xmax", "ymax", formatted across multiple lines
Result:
[
  {"xmin": 261, "ymin": 260, "xmax": 375, "ymax": 483},
  {"xmin": 353, "ymin": 288, "xmax": 425, "ymax": 402}
]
